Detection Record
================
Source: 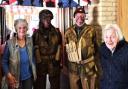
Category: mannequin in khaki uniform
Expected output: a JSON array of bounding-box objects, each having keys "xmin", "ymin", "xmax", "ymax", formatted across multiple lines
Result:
[{"xmin": 65, "ymin": 7, "xmax": 101, "ymax": 89}]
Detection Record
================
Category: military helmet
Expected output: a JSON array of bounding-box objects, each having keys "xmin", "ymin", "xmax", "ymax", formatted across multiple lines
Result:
[
  {"xmin": 74, "ymin": 7, "xmax": 86, "ymax": 18},
  {"xmin": 39, "ymin": 9, "xmax": 53, "ymax": 20}
]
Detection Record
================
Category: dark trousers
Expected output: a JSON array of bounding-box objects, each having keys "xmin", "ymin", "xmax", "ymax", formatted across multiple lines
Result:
[
  {"xmin": 8, "ymin": 77, "xmax": 33, "ymax": 89},
  {"xmin": 34, "ymin": 74, "xmax": 60, "ymax": 89},
  {"xmin": 20, "ymin": 77, "xmax": 33, "ymax": 89}
]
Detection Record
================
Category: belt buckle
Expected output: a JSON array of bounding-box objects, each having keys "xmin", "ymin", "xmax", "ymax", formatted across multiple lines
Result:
[{"xmin": 78, "ymin": 60, "xmax": 84, "ymax": 64}]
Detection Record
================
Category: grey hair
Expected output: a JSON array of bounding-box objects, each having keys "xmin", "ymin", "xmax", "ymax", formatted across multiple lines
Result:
[
  {"xmin": 103, "ymin": 24, "xmax": 124, "ymax": 41},
  {"xmin": 14, "ymin": 19, "xmax": 28, "ymax": 32}
]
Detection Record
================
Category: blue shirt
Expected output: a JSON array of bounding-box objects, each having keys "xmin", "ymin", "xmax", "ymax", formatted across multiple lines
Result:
[
  {"xmin": 19, "ymin": 46, "xmax": 31, "ymax": 80},
  {"xmin": 2, "ymin": 44, "xmax": 10, "ymax": 76}
]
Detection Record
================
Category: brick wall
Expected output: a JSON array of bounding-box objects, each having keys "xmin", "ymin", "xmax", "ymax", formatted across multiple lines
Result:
[{"xmin": 87, "ymin": 0, "xmax": 117, "ymax": 29}]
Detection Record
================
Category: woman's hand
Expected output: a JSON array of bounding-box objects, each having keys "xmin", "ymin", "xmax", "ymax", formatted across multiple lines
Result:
[{"xmin": 7, "ymin": 73, "xmax": 18, "ymax": 89}]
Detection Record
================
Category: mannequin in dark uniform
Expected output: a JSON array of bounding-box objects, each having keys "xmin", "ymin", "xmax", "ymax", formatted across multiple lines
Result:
[{"xmin": 33, "ymin": 9, "xmax": 62, "ymax": 89}]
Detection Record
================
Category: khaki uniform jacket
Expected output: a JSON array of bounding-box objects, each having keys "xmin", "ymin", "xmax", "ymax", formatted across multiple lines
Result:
[{"xmin": 65, "ymin": 23, "xmax": 101, "ymax": 77}]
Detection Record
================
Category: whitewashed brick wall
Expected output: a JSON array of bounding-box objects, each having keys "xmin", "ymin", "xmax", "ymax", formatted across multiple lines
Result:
[{"xmin": 87, "ymin": 0, "xmax": 117, "ymax": 29}]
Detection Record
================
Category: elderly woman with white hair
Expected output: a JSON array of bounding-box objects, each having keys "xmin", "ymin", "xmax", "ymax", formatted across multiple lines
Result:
[
  {"xmin": 2, "ymin": 19, "xmax": 36, "ymax": 89},
  {"xmin": 99, "ymin": 24, "xmax": 128, "ymax": 89}
]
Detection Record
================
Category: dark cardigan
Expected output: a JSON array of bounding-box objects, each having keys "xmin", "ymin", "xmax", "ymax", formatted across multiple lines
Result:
[{"xmin": 99, "ymin": 40, "xmax": 128, "ymax": 89}]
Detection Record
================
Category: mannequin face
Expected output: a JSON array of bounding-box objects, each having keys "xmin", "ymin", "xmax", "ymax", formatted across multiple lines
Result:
[
  {"xmin": 41, "ymin": 17, "xmax": 51, "ymax": 29},
  {"xmin": 104, "ymin": 29, "xmax": 119, "ymax": 51},
  {"xmin": 75, "ymin": 13, "xmax": 85, "ymax": 27}
]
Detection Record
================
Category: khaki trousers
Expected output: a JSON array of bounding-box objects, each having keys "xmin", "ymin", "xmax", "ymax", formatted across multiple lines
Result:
[{"xmin": 69, "ymin": 72, "xmax": 96, "ymax": 89}]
